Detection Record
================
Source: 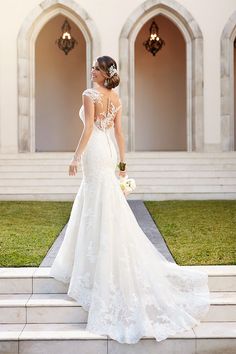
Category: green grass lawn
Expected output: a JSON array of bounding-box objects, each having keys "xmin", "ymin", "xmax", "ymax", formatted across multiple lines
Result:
[
  {"xmin": 0, "ymin": 201, "xmax": 72, "ymax": 267},
  {"xmin": 144, "ymin": 200, "xmax": 236, "ymax": 266},
  {"xmin": 1, "ymin": 200, "xmax": 235, "ymax": 267}
]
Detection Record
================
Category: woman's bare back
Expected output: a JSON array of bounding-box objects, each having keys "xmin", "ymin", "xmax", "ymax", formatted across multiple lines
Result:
[{"xmin": 82, "ymin": 88, "xmax": 122, "ymax": 130}]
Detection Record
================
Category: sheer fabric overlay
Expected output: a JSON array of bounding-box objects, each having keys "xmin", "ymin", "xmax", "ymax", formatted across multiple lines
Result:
[{"xmin": 49, "ymin": 88, "xmax": 210, "ymax": 344}]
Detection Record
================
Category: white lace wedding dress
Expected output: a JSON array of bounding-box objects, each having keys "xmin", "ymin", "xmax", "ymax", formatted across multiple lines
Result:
[{"xmin": 49, "ymin": 88, "xmax": 210, "ymax": 344}]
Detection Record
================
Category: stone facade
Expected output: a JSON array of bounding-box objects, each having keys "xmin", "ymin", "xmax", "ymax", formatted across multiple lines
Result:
[{"xmin": 0, "ymin": 0, "xmax": 235, "ymax": 153}]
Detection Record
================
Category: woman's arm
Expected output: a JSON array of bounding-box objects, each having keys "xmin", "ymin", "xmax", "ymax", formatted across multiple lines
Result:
[
  {"xmin": 69, "ymin": 95, "xmax": 94, "ymax": 176},
  {"xmin": 114, "ymin": 103, "xmax": 126, "ymax": 176}
]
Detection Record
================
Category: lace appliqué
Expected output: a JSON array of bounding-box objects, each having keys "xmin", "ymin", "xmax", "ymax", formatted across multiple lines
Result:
[
  {"xmin": 68, "ymin": 271, "xmax": 92, "ymax": 311},
  {"xmin": 95, "ymin": 102, "xmax": 121, "ymax": 131},
  {"xmin": 82, "ymin": 88, "xmax": 103, "ymax": 104},
  {"xmin": 82, "ymin": 88, "xmax": 122, "ymax": 131}
]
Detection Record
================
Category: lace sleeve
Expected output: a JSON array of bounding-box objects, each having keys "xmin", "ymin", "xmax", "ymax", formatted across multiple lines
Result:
[{"xmin": 82, "ymin": 89, "xmax": 101, "ymax": 104}]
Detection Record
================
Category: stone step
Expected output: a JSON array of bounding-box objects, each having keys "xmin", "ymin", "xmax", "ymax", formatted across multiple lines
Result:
[
  {"xmin": 0, "ymin": 292, "xmax": 235, "ymax": 324},
  {"xmin": 0, "ymin": 323, "xmax": 107, "ymax": 354},
  {"xmin": 0, "ymin": 322, "xmax": 236, "ymax": 354},
  {"xmin": 0, "ymin": 153, "xmax": 236, "ymax": 166},
  {"xmin": 0, "ymin": 266, "xmax": 235, "ymax": 295},
  {"xmin": 0, "ymin": 150, "xmax": 235, "ymax": 158},
  {"xmin": 1, "ymin": 192, "xmax": 236, "ymax": 201},
  {"xmin": 129, "ymin": 192, "xmax": 236, "ymax": 201},
  {"xmin": 1, "ymin": 165, "xmax": 236, "ymax": 175},
  {"xmin": 0, "ymin": 151, "xmax": 235, "ymax": 203},
  {"xmin": 0, "ymin": 184, "xmax": 235, "ymax": 195},
  {"xmin": 0, "ymin": 158, "xmax": 236, "ymax": 170},
  {"xmin": 1, "ymin": 169, "xmax": 236, "ymax": 177},
  {"xmin": 0, "ymin": 160, "xmax": 236, "ymax": 169},
  {"xmin": 0, "ymin": 177, "xmax": 236, "ymax": 186},
  {"xmin": 0, "ymin": 151, "xmax": 236, "ymax": 158},
  {"xmin": 1, "ymin": 152, "xmax": 235, "ymax": 202}
]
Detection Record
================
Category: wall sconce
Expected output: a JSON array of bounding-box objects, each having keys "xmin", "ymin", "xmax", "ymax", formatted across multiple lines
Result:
[
  {"xmin": 55, "ymin": 19, "xmax": 78, "ymax": 55},
  {"xmin": 143, "ymin": 20, "xmax": 165, "ymax": 56}
]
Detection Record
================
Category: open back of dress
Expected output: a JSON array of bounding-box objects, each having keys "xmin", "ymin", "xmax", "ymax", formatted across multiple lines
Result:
[{"xmin": 81, "ymin": 88, "xmax": 122, "ymax": 131}]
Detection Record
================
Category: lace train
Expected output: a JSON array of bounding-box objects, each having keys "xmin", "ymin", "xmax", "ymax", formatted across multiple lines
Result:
[{"xmin": 50, "ymin": 169, "xmax": 210, "ymax": 343}]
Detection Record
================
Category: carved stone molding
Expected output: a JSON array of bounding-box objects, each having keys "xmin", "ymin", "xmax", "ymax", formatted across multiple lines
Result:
[
  {"xmin": 221, "ymin": 11, "xmax": 236, "ymax": 151},
  {"xmin": 119, "ymin": 0, "xmax": 204, "ymax": 151},
  {"xmin": 17, "ymin": 0, "xmax": 100, "ymax": 152}
]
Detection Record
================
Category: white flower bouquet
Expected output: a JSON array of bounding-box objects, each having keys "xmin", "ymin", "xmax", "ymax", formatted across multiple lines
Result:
[{"xmin": 119, "ymin": 175, "xmax": 136, "ymax": 196}]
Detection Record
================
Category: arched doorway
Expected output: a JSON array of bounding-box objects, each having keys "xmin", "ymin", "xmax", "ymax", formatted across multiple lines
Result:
[
  {"xmin": 17, "ymin": 0, "xmax": 100, "ymax": 152},
  {"xmin": 35, "ymin": 15, "xmax": 86, "ymax": 152},
  {"xmin": 220, "ymin": 11, "xmax": 236, "ymax": 151},
  {"xmin": 119, "ymin": 0, "xmax": 204, "ymax": 152},
  {"xmin": 135, "ymin": 15, "xmax": 186, "ymax": 151}
]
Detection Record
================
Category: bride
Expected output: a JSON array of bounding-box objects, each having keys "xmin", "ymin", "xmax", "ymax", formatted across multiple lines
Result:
[{"xmin": 49, "ymin": 55, "xmax": 210, "ymax": 344}]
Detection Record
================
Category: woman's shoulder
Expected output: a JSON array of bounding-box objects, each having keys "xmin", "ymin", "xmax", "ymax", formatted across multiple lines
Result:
[
  {"xmin": 82, "ymin": 87, "xmax": 97, "ymax": 95},
  {"xmin": 82, "ymin": 88, "xmax": 100, "ymax": 102},
  {"xmin": 108, "ymin": 89, "xmax": 120, "ymax": 103},
  {"xmin": 114, "ymin": 91, "xmax": 122, "ymax": 105},
  {"xmin": 82, "ymin": 87, "xmax": 121, "ymax": 105}
]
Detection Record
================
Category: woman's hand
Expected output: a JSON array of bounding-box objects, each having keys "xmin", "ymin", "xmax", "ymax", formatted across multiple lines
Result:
[{"xmin": 69, "ymin": 157, "xmax": 80, "ymax": 176}]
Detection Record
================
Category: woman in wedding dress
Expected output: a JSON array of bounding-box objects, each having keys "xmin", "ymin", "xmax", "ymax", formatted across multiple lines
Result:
[{"xmin": 49, "ymin": 55, "xmax": 210, "ymax": 344}]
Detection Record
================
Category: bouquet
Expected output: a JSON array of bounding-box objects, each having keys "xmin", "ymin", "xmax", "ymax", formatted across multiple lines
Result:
[{"xmin": 119, "ymin": 175, "xmax": 136, "ymax": 196}]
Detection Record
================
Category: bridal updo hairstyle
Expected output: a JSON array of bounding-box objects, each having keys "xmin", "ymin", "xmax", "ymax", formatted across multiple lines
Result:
[{"xmin": 96, "ymin": 56, "xmax": 120, "ymax": 89}]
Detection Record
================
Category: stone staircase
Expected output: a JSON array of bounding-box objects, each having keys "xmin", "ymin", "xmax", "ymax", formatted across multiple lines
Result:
[
  {"xmin": 0, "ymin": 152, "xmax": 236, "ymax": 201},
  {"xmin": 0, "ymin": 266, "xmax": 235, "ymax": 353}
]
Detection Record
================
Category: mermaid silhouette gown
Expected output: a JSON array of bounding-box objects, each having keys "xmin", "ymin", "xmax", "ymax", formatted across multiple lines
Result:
[{"xmin": 49, "ymin": 88, "xmax": 210, "ymax": 344}]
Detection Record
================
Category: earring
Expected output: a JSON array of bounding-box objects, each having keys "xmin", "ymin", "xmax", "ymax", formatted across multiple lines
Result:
[{"xmin": 104, "ymin": 79, "xmax": 108, "ymax": 87}]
